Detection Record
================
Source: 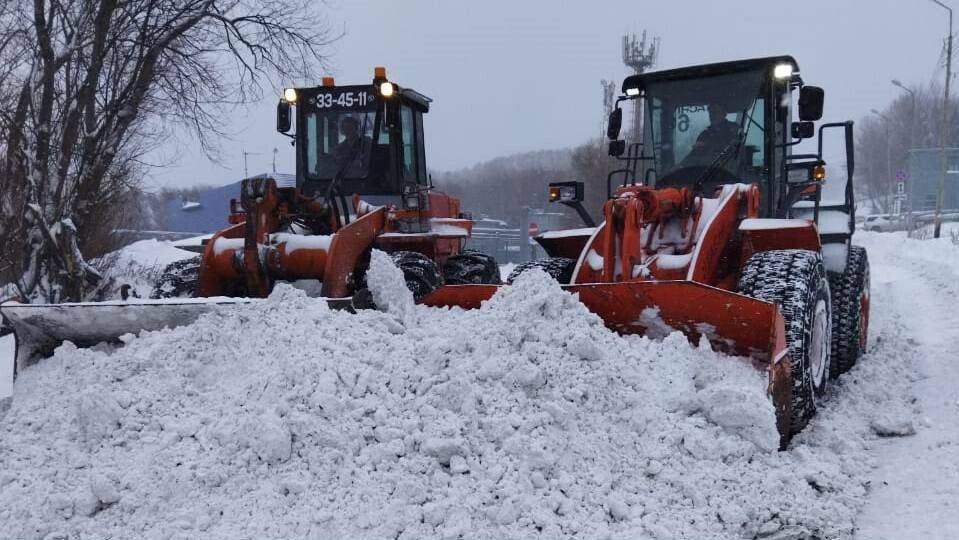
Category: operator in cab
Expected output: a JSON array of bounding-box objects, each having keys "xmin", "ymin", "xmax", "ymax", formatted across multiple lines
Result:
[
  {"xmin": 332, "ymin": 115, "xmax": 372, "ymax": 175},
  {"xmin": 681, "ymin": 100, "xmax": 741, "ymax": 167}
]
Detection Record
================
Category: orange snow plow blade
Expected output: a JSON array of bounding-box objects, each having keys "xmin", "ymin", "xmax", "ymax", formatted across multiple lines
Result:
[{"xmin": 422, "ymin": 281, "xmax": 792, "ymax": 439}]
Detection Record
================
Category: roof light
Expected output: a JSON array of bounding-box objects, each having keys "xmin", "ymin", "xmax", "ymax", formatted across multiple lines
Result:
[
  {"xmin": 321, "ymin": 77, "xmax": 334, "ymax": 87},
  {"xmin": 374, "ymin": 66, "xmax": 387, "ymax": 79},
  {"xmin": 283, "ymin": 88, "xmax": 297, "ymax": 103},
  {"xmin": 380, "ymin": 81, "xmax": 395, "ymax": 97},
  {"xmin": 773, "ymin": 63, "xmax": 794, "ymax": 79},
  {"xmin": 625, "ymin": 87, "xmax": 641, "ymax": 96}
]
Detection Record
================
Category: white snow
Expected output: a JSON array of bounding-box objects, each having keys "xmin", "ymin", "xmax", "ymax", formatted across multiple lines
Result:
[
  {"xmin": 0, "ymin": 333, "xmax": 13, "ymax": 401},
  {"xmin": 96, "ymin": 239, "xmax": 197, "ymax": 299},
  {"xmin": 739, "ymin": 218, "xmax": 811, "ymax": 231},
  {"xmin": 429, "ymin": 223, "xmax": 470, "ymax": 237},
  {"xmin": 852, "ymin": 231, "xmax": 959, "ymax": 539},
  {"xmin": 211, "ymin": 237, "xmax": 244, "ymax": 256},
  {"xmin": 821, "ymin": 242, "xmax": 849, "ymax": 273},
  {"xmin": 585, "ymin": 248, "xmax": 603, "ymax": 271},
  {"xmin": 0, "ymin": 233, "xmax": 954, "ymax": 538},
  {"xmin": 537, "ymin": 227, "xmax": 596, "ymax": 239},
  {"xmin": 270, "ymin": 232, "xmax": 333, "ymax": 253}
]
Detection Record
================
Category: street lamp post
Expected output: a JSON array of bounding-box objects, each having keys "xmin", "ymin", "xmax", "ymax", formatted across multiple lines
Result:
[
  {"xmin": 871, "ymin": 108, "xmax": 895, "ymax": 215},
  {"xmin": 932, "ymin": 0, "xmax": 953, "ymax": 238},
  {"xmin": 892, "ymin": 79, "xmax": 919, "ymax": 232}
]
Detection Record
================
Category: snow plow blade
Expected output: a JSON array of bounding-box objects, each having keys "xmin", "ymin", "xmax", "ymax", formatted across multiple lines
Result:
[
  {"xmin": 422, "ymin": 281, "xmax": 792, "ymax": 439},
  {"xmin": 0, "ymin": 297, "xmax": 355, "ymax": 387}
]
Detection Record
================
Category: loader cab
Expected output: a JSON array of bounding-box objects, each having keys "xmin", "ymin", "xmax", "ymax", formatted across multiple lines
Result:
[
  {"xmin": 277, "ymin": 70, "xmax": 432, "ymax": 202},
  {"xmin": 608, "ymin": 56, "xmax": 848, "ymax": 221}
]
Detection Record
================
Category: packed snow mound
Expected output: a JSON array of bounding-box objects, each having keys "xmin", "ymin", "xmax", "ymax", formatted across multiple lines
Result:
[
  {"xmin": 94, "ymin": 239, "xmax": 196, "ymax": 299},
  {"xmin": 0, "ymin": 256, "xmax": 911, "ymax": 539}
]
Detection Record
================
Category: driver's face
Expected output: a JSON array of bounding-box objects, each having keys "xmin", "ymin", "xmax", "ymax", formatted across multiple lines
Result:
[
  {"xmin": 707, "ymin": 105, "xmax": 727, "ymax": 126},
  {"xmin": 341, "ymin": 119, "xmax": 359, "ymax": 138}
]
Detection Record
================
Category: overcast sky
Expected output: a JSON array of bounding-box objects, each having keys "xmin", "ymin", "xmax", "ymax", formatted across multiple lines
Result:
[{"xmin": 148, "ymin": 0, "xmax": 950, "ymax": 190}]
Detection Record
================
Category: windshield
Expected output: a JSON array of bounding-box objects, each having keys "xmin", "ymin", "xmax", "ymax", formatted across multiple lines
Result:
[
  {"xmin": 642, "ymin": 69, "xmax": 767, "ymax": 189},
  {"xmin": 299, "ymin": 86, "xmax": 399, "ymax": 197}
]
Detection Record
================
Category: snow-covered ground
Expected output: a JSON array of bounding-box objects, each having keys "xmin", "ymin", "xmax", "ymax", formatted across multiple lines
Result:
[
  {"xmin": 853, "ymin": 231, "xmax": 959, "ymax": 539},
  {"xmin": 0, "ymin": 235, "xmax": 954, "ymax": 538}
]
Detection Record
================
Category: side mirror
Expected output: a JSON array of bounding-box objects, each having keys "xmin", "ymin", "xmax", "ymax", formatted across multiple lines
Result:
[
  {"xmin": 798, "ymin": 86, "xmax": 824, "ymax": 121},
  {"xmin": 607, "ymin": 107, "xmax": 623, "ymax": 140},
  {"xmin": 276, "ymin": 102, "xmax": 291, "ymax": 133},
  {"xmin": 791, "ymin": 121, "xmax": 815, "ymax": 139},
  {"xmin": 608, "ymin": 140, "xmax": 626, "ymax": 157}
]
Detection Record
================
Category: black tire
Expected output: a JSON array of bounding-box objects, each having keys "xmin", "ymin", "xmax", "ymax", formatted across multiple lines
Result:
[
  {"xmin": 442, "ymin": 250, "xmax": 501, "ymax": 285},
  {"xmin": 390, "ymin": 251, "xmax": 443, "ymax": 299},
  {"xmin": 828, "ymin": 245, "xmax": 870, "ymax": 378},
  {"xmin": 507, "ymin": 257, "xmax": 576, "ymax": 284},
  {"xmin": 738, "ymin": 249, "xmax": 832, "ymax": 435},
  {"xmin": 151, "ymin": 256, "xmax": 201, "ymax": 299}
]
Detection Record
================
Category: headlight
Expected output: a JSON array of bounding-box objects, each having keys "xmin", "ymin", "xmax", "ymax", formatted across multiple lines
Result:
[
  {"xmin": 773, "ymin": 64, "xmax": 793, "ymax": 80},
  {"xmin": 403, "ymin": 193, "xmax": 419, "ymax": 209},
  {"xmin": 283, "ymin": 88, "xmax": 297, "ymax": 103},
  {"xmin": 380, "ymin": 82, "xmax": 395, "ymax": 98}
]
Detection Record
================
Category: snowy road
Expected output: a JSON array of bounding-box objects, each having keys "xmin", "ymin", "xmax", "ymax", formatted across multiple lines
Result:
[{"xmin": 854, "ymin": 232, "xmax": 959, "ymax": 539}]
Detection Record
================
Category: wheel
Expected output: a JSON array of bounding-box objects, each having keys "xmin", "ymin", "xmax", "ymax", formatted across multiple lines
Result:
[
  {"xmin": 828, "ymin": 245, "xmax": 870, "ymax": 377},
  {"xmin": 442, "ymin": 250, "xmax": 501, "ymax": 285},
  {"xmin": 738, "ymin": 249, "xmax": 832, "ymax": 436},
  {"xmin": 507, "ymin": 257, "xmax": 576, "ymax": 284},
  {"xmin": 389, "ymin": 251, "xmax": 443, "ymax": 299},
  {"xmin": 151, "ymin": 256, "xmax": 201, "ymax": 299}
]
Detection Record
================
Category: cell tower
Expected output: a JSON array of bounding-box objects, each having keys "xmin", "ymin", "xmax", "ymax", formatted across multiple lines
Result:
[{"xmin": 622, "ymin": 31, "xmax": 660, "ymax": 141}]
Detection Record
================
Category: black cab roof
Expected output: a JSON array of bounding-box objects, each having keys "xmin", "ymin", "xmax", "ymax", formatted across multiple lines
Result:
[{"xmin": 622, "ymin": 55, "xmax": 799, "ymax": 94}]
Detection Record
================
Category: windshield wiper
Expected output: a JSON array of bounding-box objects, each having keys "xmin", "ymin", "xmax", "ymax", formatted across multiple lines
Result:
[{"xmin": 692, "ymin": 132, "xmax": 744, "ymax": 194}]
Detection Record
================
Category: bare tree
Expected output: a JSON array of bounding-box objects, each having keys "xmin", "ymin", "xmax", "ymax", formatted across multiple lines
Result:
[
  {"xmin": 0, "ymin": 0, "xmax": 334, "ymax": 302},
  {"xmin": 856, "ymin": 82, "xmax": 959, "ymax": 212}
]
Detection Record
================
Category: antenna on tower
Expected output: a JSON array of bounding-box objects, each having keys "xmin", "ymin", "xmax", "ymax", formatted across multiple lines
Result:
[{"xmin": 622, "ymin": 31, "xmax": 661, "ymax": 141}]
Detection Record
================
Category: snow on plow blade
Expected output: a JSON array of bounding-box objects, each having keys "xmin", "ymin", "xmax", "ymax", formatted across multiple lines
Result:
[
  {"xmin": 0, "ymin": 297, "xmax": 355, "ymax": 392},
  {"xmin": 422, "ymin": 280, "xmax": 792, "ymax": 439}
]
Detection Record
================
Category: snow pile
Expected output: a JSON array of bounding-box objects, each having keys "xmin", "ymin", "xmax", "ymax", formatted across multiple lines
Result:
[
  {"xmin": 0, "ymin": 252, "xmax": 912, "ymax": 539},
  {"xmin": 94, "ymin": 239, "xmax": 196, "ymax": 299}
]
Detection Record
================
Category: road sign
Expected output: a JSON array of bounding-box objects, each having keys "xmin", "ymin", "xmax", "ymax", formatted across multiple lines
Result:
[
  {"xmin": 894, "ymin": 199, "xmax": 902, "ymax": 216},
  {"xmin": 895, "ymin": 169, "xmax": 908, "ymax": 182},
  {"xmin": 897, "ymin": 181, "xmax": 906, "ymax": 194},
  {"xmin": 528, "ymin": 222, "xmax": 540, "ymax": 237}
]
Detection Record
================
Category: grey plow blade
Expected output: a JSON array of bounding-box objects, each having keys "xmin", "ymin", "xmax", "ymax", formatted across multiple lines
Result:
[{"xmin": 0, "ymin": 296, "xmax": 357, "ymax": 404}]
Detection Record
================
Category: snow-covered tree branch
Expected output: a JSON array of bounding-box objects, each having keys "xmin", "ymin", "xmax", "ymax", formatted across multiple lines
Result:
[{"xmin": 0, "ymin": 0, "xmax": 333, "ymax": 302}]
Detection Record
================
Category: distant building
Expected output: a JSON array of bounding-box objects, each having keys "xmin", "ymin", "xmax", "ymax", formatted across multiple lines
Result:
[
  {"xmin": 162, "ymin": 173, "xmax": 295, "ymax": 234},
  {"xmin": 908, "ymin": 148, "xmax": 959, "ymax": 212}
]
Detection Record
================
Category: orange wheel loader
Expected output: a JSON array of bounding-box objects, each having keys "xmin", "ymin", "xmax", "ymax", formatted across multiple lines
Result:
[
  {"xmin": 1, "ymin": 68, "xmax": 500, "ymax": 386},
  {"xmin": 423, "ymin": 56, "xmax": 870, "ymax": 447}
]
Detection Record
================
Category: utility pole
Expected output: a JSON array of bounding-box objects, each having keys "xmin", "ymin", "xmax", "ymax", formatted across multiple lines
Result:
[
  {"xmin": 932, "ymin": 0, "xmax": 953, "ymax": 238},
  {"xmin": 242, "ymin": 150, "xmax": 261, "ymax": 178},
  {"xmin": 871, "ymin": 109, "xmax": 894, "ymax": 214},
  {"xmin": 622, "ymin": 31, "xmax": 660, "ymax": 142},
  {"xmin": 601, "ymin": 79, "xmax": 616, "ymax": 140},
  {"xmin": 892, "ymin": 79, "xmax": 919, "ymax": 233}
]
